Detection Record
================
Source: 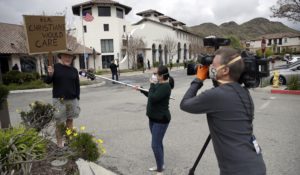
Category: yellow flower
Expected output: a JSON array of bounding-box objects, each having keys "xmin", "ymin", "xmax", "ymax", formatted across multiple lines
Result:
[
  {"xmin": 97, "ymin": 139, "xmax": 103, "ymax": 144},
  {"xmin": 73, "ymin": 132, "xmax": 78, "ymax": 137},
  {"xmin": 66, "ymin": 129, "xmax": 72, "ymax": 136},
  {"xmin": 102, "ymin": 148, "xmax": 106, "ymax": 154},
  {"xmin": 80, "ymin": 126, "xmax": 86, "ymax": 131}
]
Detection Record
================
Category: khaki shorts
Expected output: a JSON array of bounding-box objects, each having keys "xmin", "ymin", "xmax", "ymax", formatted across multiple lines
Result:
[{"xmin": 53, "ymin": 98, "xmax": 80, "ymax": 123}]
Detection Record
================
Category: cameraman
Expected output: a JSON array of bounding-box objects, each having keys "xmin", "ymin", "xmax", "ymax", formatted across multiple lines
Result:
[{"xmin": 180, "ymin": 48, "xmax": 266, "ymax": 175}]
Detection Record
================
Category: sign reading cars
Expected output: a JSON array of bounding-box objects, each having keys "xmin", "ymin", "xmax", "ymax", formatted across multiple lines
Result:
[{"xmin": 23, "ymin": 15, "xmax": 67, "ymax": 54}]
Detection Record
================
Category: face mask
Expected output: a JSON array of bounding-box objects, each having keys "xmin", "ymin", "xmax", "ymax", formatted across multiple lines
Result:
[{"xmin": 151, "ymin": 74, "xmax": 158, "ymax": 83}]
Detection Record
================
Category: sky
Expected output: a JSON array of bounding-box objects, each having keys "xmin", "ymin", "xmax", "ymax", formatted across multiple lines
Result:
[{"xmin": 0, "ymin": 0, "xmax": 299, "ymax": 30}]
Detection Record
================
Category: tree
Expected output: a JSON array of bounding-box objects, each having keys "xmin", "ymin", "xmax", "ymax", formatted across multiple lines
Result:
[
  {"xmin": 189, "ymin": 37, "xmax": 203, "ymax": 60},
  {"xmin": 127, "ymin": 36, "xmax": 146, "ymax": 69},
  {"xmin": 256, "ymin": 47, "xmax": 273, "ymax": 58},
  {"xmin": 270, "ymin": 0, "xmax": 300, "ymax": 22},
  {"xmin": 161, "ymin": 35, "xmax": 177, "ymax": 64},
  {"xmin": 226, "ymin": 35, "xmax": 243, "ymax": 50}
]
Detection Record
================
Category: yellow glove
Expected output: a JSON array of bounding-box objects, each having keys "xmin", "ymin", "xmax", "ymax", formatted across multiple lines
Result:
[{"xmin": 196, "ymin": 65, "xmax": 209, "ymax": 81}]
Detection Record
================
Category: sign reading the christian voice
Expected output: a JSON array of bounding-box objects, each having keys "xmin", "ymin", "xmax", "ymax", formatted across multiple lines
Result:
[{"xmin": 23, "ymin": 15, "xmax": 67, "ymax": 54}]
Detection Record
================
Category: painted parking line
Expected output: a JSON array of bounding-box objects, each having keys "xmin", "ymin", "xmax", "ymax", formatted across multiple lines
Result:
[{"xmin": 259, "ymin": 96, "xmax": 276, "ymax": 110}]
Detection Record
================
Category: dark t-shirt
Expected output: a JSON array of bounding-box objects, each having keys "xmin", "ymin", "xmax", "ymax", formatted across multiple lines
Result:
[
  {"xmin": 180, "ymin": 79, "xmax": 266, "ymax": 175},
  {"xmin": 45, "ymin": 63, "xmax": 80, "ymax": 100}
]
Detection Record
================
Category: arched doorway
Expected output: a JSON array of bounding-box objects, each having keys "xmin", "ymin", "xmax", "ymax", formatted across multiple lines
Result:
[
  {"xmin": 158, "ymin": 44, "xmax": 163, "ymax": 65},
  {"xmin": 152, "ymin": 44, "xmax": 156, "ymax": 65},
  {"xmin": 164, "ymin": 45, "xmax": 168, "ymax": 65},
  {"xmin": 184, "ymin": 43, "xmax": 187, "ymax": 60},
  {"xmin": 177, "ymin": 42, "xmax": 181, "ymax": 63},
  {"xmin": 189, "ymin": 44, "xmax": 192, "ymax": 59}
]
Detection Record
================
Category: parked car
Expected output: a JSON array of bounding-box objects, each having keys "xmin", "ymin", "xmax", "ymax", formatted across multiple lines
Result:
[
  {"xmin": 274, "ymin": 60, "xmax": 300, "ymax": 70},
  {"xmin": 268, "ymin": 62, "xmax": 300, "ymax": 85},
  {"xmin": 288, "ymin": 55, "xmax": 300, "ymax": 64}
]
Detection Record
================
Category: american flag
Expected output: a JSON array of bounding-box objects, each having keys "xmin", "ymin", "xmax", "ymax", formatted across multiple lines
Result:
[{"xmin": 83, "ymin": 13, "xmax": 94, "ymax": 22}]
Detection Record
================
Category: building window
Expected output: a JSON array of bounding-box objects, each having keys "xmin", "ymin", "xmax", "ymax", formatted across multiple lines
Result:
[
  {"xmin": 101, "ymin": 39, "xmax": 114, "ymax": 53},
  {"xmin": 284, "ymin": 38, "xmax": 287, "ymax": 43},
  {"xmin": 98, "ymin": 6, "xmax": 111, "ymax": 16},
  {"xmin": 104, "ymin": 24, "xmax": 109, "ymax": 31},
  {"xmin": 278, "ymin": 38, "xmax": 282, "ymax": 45},
  {"xmin": 268, "ymin": 39, "xmax": 272, "ymax": 46},
  {"xmin": 83, "ymin": 25, "xmax": 87, "ymax": 33},
  {"xmin": 123, "ymin": 25, "xmax": 126, "ymax": 32},
  {"xmin": 82, "ymin": 7, "xmax": 92, "ymax": 16},
  {"xmin": 117, "ymin": 8, "xmax": 124, "ymax": 18}
]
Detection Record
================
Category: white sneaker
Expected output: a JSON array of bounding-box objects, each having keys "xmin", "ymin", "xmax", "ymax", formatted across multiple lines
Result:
[
  {"xmin": 156, "ymin": 172, "xmax": 164, "ymax": 175},
  {"xmin": 148, "ymin": 165, "xmax": 165, "ymax": 171}
]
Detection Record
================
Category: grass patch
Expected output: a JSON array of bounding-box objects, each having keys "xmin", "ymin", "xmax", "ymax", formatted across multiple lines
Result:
[{"xmin": 95, "ymin": 70, "xmax": 110, "ymax": 75}]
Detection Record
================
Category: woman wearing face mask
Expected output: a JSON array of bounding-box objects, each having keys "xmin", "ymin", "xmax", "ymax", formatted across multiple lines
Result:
[{"xmin": 135, "ymin": 65, "xmax": 174, "ymax": 175}]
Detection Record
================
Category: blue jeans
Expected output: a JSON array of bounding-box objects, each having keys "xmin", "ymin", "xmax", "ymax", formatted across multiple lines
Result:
[{"xmin": 149, "ymin": 121, "xmax": 169, "ymax": 172}]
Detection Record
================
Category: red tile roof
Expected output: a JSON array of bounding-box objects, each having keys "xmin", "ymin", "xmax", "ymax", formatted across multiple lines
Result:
[{"xmin": 0, "ymin": 23, "xmax": 27, "ymax": 54}]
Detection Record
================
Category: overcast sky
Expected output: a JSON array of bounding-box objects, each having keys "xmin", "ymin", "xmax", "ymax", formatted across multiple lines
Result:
[{"xmin": 0, "ymin": 0, "xmax": 299, "ymax": 30}]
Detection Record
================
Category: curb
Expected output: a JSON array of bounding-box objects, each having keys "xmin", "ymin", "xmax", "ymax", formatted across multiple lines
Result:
[
  {"xmin": 271, "ymin": 89, "xmax": 300, "ymax": 95},
  {"xmin": 9, "ymin": 81, "xmax": 106, "ymax": 94}
]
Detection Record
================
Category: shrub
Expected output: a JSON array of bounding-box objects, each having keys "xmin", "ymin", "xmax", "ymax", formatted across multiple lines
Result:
[
  {"xmin": 59, "ymin": 125, "xmax": 105, "ymax": 162},
  {"xmin": 0, "ymin": 126, "xmax": 47, "ymax": 174},
  {"xmin": 153, "ymin": 61, "xmax": 159, "ymax": 68},
  {"xmin": 5, "ymin": 80, "xmax": 51, "ymax": 91},
  {"xmin": 69, "ymin": 132, "xmax": 100, "ymax": 161},
  {"xmin": 287, "ymin": 76, "xmax": 299, "ymax": 90},
  {"xmin": 20, "ymin": 101, "xmax": 56, "ymax": 132},
  {"xmin": 3, "ymin": 71, "xmax": 40, "ymax": 85},
  {"xmin": 2, "ymin": 70, "xmax": 22, "ymax": 84}
]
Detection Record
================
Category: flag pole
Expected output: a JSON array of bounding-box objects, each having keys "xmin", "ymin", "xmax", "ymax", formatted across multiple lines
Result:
[{"xmin": 81, "ymin": 6, "xmax": 87, "ymax": 70}]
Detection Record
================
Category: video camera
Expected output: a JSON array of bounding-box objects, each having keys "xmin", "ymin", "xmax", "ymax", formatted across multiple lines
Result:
[
  {"xmin": 79, "ymin": 69, "xmax": 96, "ymax": 81},
  {"xmin": 188, "ymin": 37, "xmax": 270, "ymax": 88}
]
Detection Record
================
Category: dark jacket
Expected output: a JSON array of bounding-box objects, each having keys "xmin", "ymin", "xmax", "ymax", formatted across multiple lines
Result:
[
  {"xmin": 45, "ymin": 63, "xmax": 80, "ymax": 100},
  {"xmin": 109, "ymin": 63, "xmax": 119, "ymax": 74},
  {"xmin": 141, "ymin": 83, "xmax": 171, "ymax": 123},
  {"xmin": 180, "ymin": 79, "xmax": 266, "ymax": 175}
]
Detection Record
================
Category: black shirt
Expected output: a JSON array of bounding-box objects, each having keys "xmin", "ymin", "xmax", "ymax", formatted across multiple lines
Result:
[
  {"xmin": 45, "ymin": 63, "xmax": 80, "ymax": 100},
  {"xmin": 109, "ymin": 63, "xmax": 118, "ymax": 74},
  {"xmin": 180, "ymin": 79, "xmax": 266, "ymax": 175}
]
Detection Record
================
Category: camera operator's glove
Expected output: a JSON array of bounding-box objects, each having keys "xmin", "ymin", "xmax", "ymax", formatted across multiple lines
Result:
[{"xmin": 196, "ymin": 65, "xmax": 209, "ymax": 81}]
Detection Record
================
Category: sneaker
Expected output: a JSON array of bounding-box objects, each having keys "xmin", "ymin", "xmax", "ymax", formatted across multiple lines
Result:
[
  {"xmin": 148, "ymin": 165, "xmax": 165, "ymax": 171},
  {"xmin": 156, "ymin": 172, "xmax": 164, "ymax": 175}
]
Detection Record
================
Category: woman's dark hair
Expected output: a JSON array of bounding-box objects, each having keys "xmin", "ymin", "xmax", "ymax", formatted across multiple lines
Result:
[{"xmin": 157, "ymin": 65, "xmax": 175, "ymax": 89}]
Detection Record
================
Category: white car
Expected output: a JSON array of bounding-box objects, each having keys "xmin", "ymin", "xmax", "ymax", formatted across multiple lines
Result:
[
  {"xmin": 268, "ymin": 62, "xmax": 300, "ymax": 85},
  {"xmin": 287, "ymin": 55, "xmax": 300, "ymax": 64}
]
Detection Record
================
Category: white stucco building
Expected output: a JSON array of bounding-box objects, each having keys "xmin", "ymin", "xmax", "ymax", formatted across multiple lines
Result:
[
  {"xmin": 248, "ymin": 32, "xmax": 300, "ymax": 54},
  {"xmin": 72, "ymin": 0, "xmax": 202, "ymax": 70}
]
